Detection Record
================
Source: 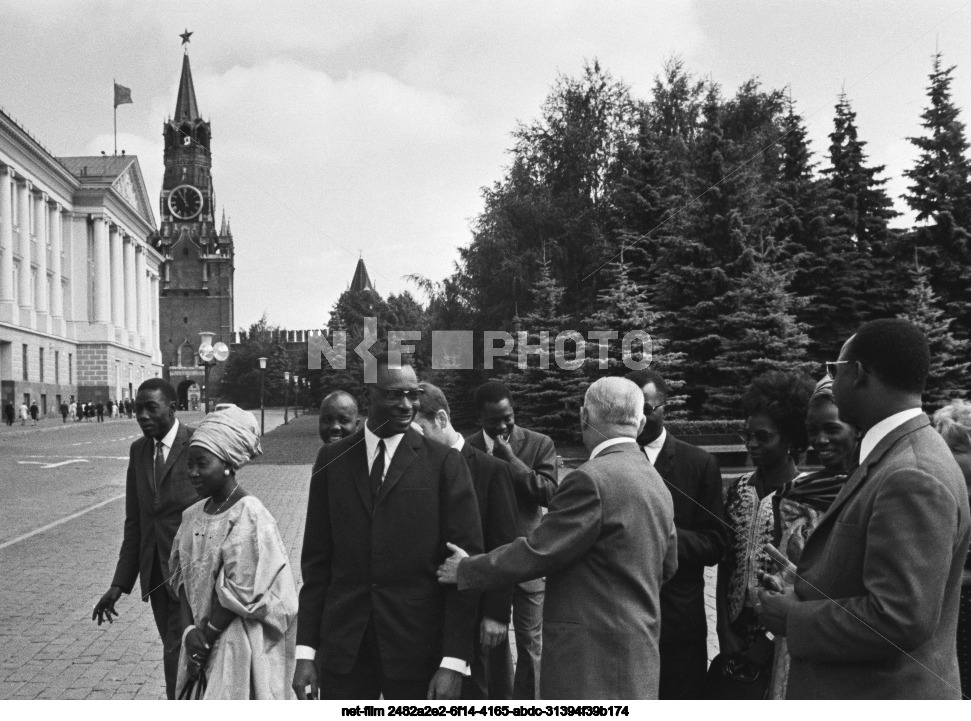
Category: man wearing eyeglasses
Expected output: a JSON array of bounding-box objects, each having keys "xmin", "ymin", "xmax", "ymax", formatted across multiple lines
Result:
[
  {"xmin": 625, "ymin": 369, "xmax": 727, "ymax": 699},
  {"xmin": 759, "ymin": 319, "xmax": 971, "ymax": 699},
  {"xmin": 293, "ymin": 352, "xmax": 484, "ymax": 700}
]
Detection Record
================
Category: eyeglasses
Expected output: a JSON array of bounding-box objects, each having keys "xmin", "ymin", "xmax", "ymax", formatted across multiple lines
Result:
[
  {"xmin": 644, "ymin": 402, "xmax": 666, "ymax": 414},
  {"xmin": 740, "ymin": 430, "xmax": 779, "ymax": 445},
  {"xmin": 825, "ymin": 360, "xmax": 855, "ymax": 378},
  {"xmin": 376, "ymin": 387, "xmax": 425, "ymax": 403}
]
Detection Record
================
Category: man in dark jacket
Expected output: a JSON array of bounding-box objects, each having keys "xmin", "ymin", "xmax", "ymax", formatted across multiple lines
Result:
[
  {"xmin": 91, "ymin": 378, "xmax": 198, "ymax": 699},
  {"xmin": 626, "ymin": 369, "xmax": 727, "ymax": 699}
]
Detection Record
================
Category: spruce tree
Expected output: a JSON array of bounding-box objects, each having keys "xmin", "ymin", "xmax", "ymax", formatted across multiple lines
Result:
[
  {"xmin": 500, "ymin": 256, "xmax": 586, "ymax": 441},
  {"xmin": 898, "ymin": 260, "xmax": 970, "ymax": 408},
  {"xmin": 903, "ymin": 52, "xmax": 971, "ymax": 341},
  {"xmin": 706, "ymin": 250, "xmax": 814, "ymax": 417}
]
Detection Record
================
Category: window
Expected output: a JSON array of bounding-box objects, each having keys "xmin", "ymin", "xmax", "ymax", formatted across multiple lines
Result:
[
  {"xmin": 68, "ymin": 353, "xmax": 73, "ymax": 384},
  {"xmin": 22, "ymin": 344, "xmax": 28, "ymax": 381},
  {"xmin": 54, "ymin": 351, "xmax": 60, "ymax": 384},
  {"xmin": 39, "ymin": 347, "xmax": 44, "ymax": 382}
]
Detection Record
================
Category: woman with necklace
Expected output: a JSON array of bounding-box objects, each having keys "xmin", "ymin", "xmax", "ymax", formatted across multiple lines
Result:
[
  {"xmin": 710, "ymin": 370, "xmax": 813, "ymax": 699},
  {"xmin": 169, "ymin": 405, "xmax": 298, "ymax": 699}
]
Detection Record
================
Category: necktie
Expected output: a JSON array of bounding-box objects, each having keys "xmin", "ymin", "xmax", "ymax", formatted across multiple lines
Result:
[
  {"xmin": 153, "ymin": 441, "xmax": 165, "ymax": 494},
  {"xmin": 369, "ymin": 439, "xmax": 386, "ymax": 503}
]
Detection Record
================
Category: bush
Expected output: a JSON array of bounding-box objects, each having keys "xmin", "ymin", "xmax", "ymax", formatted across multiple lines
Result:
[{"xmin": 666, "ymin": 419, "xmax": 745, "ymax": 436}]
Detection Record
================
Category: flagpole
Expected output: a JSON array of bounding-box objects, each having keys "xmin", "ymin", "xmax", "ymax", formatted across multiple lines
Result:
[{"xmin": 113, "ymin": 79, "xmax": 117, "ymax": 156}]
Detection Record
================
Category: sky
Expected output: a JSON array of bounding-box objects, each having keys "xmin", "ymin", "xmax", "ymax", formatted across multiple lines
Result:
[{"xmin": 2, "ymin": 0, "xmax": 970, "ymax": 330}]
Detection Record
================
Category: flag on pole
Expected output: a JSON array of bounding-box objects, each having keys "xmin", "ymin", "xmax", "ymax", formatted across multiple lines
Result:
[{"xmin": 113, "ymin": 82, "xmax": 133, "ymax": 108}]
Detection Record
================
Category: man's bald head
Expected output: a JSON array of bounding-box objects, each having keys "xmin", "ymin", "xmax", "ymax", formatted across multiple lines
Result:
[{"xmin": 319, "ymin": 391, "xmax": 362, "ymax": 444}]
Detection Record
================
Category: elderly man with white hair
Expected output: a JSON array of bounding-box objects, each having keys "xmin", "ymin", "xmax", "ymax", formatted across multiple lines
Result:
[{"xmin": 438, "ymin": 377, "xmax": 678, "ymax": 699}]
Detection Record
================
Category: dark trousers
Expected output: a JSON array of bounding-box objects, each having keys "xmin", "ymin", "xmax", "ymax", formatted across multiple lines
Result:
[
  {"xmin": 659, "ymin": 636, "xmax": 708, "ymax": 700},
  {"xmin": 464, "ymin": 620, "xmax": 512, "ymax": 700},
  {"xmin": 318, "ymin": 619, "xmax": 431, "ymax": 700},
  {"xmin": 488, "ymin": 585, "xmax": 543, "ymax": 700},
  {"xmin": 148, "ymin": 553, "xmax": 183, "ymax": 700}
]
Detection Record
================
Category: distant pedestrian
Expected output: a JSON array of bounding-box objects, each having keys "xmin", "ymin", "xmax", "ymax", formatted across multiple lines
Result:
[
  {"xmin": 75, "ymin": 402, "xmax": 83, "ymax": 422},
  {"xmin": 20, "ymin": 402, "xmax": 28, "ymax": 425},
  {"xmin": 126, "ymin": 398, "xmax": 133, "ymax": 418},
  {"xmin": 60, "ymin": 401, "xmax": 69, "ymax": 423},
  {"xmin": 29, "ymin": 401, "xmax": 39, "ymax": 425},
  {"xmin": 106, "ymin": 399, "xmax": 114, "ymax": 419},
  {"xmin": 96, "ymin": 402, "xmax": 104, "ymax": 422},
  {"xmin": 4, "ymin": 402, "xmax": 14, "ymax": 426},
  {"xmin": 85, "ymin": 403, "xmax": 94, "ymax": 421}
]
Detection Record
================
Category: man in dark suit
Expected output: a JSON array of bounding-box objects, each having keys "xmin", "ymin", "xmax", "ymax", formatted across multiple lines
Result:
[
  {"xmin": 414, "ymin": 381, "xmax": 519, "ymax": 700},
  {"xmin": 760, "ymin": 319, "xmax": 971, "ymax": 698},
  {"xmin": 466, "ymin": 381, "xmax": 557, "ymax": 700},
  {"xmin": 292, "ymin": 353, "xmax": 484, "ymax": 700},
  {"xmin": 440, "ymin": 377, "xmax": 678, "ymax": 699},
  {"xmin": 625, "ymin": 369, "xmax": 727, "ymax": 699},
  {"xmin": 92, "ymin": 378, "xmax": 198, "ymax": 699}
]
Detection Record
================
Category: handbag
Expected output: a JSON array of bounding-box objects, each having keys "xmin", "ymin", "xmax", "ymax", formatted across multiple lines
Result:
[
  {"xmin": 178, "ymin": 669, "xmax": 208, "ymax": 700},
  {"xmin": 703, "ymin": 652, "xmax": 771, "ymax": 700}
]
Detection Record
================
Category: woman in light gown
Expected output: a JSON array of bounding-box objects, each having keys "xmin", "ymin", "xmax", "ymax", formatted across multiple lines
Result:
[{"xmin": 169, "ymin": 404, "xmax": 298, "ymax": 699}]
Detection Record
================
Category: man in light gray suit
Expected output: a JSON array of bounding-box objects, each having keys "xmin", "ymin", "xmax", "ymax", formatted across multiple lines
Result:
[
  {"xmin": 760, "ymin": 318, "xmax": 971, "ymax": 699},
  {"xmin": 439, "ymin": 377, "xmax": 678, "ymax": 699}
]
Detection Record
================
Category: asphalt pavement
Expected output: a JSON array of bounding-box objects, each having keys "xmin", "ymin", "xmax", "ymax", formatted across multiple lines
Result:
[{"xmin": 0, "ymin": 412, "xmax": 719, "ymax": 700}]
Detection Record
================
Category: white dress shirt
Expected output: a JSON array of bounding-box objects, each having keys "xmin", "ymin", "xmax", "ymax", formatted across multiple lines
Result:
[
  {"xmin": 296, "ymin": 425, "xmax": 469, "ymax": 675},
  {"xmin": 858, "ymin": 407, "xmax": 923, "ymax": 465},
  {"xmin": 642, "ymin": 428, "xmax": 667, "ymax": 465},
  {"xmin": 482, "ymin": 431, "xmax": 495, "ymax": 455},
  {"xmin": 156, "ymin": 418, "xmax": 180, "ymax": 463},
  {"xmin": 589, "ymin": 436, "xmax": 638, "ymax": 459}
]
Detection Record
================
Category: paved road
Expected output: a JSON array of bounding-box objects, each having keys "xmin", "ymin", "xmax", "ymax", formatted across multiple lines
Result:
[{"xmin": 0, "ymin": 413, "xmax": 719, "ymax": 700}]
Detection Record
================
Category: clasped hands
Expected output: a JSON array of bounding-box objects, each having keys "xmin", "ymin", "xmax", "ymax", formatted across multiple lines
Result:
[
  {"xmin": 755, "ymin": 571, "xmax": 798, "ymax": 637},
  {"xmin": 183, "ymin": 620, "xmax": 220, "ymax": 680}
]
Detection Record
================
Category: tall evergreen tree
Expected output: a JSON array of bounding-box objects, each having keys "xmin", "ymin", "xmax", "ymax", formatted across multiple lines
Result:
[
  {"xmin": 898, "ymin": 260, "xmax": 970, "ymax": 408},
  {"xmin": 905, "ymin": 52, "xmax": 971, "ymax": 228},
  {"xmin": 706, "ymin": 251, "xmax": 814, "ymax": 416},
  {"xmin": 903, "ymin": 52, "xmax": 971, "ymax": 341},
  {"xmin": 500, "ymin": 256, "xmax": 586, "ymax": 441}
]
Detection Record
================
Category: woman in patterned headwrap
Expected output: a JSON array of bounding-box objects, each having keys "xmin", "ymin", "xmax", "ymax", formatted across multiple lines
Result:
[
  {"xmin": 169, "ymin": 405, "xmax": 298, "ymax": 699},
  {"xmin": 760, "ymin": 375, "xmax": 859, "ymax": 698}
]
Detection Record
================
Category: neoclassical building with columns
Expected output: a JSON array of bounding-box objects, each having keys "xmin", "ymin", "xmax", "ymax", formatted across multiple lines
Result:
[{"xmin": 0, "ymin": 106, "xmax": 162, "ymax": 415}]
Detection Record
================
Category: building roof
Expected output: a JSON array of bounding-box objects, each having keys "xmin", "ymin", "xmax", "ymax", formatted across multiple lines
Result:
[
  {"xmin": 174, "ymin": 52, "xmax": 200, "ymax": 121},
  {"xmin": 350, "ymin": 257, "xmax": 375, "ymax": 293},
  {"xmin": 58, "ymin": 154, "xmax": 134, "ymax": 181}
]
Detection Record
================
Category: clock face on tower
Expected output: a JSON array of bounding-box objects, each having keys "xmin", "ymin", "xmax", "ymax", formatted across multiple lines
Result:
[{"xmin": 168, "ymin": 184, "xmax": 204, "ymax": 220}]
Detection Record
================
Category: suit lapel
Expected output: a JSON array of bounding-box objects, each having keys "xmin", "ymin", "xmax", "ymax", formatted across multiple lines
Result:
[
  {"xmin": 509, "ymin": 425, "xmax": 526, "ymax": 457},
  {"xmin": 376, "ymin": 428, "xmax": 420, "ymax": 505},
  {"xmin": 344, "ymin": 429, "xmax": 372, "ymax": 513},
  {"xmin": 652, "ymin": 433, "xmax": 676, "ymax": 479},
  {"xmin": 461, "ymin": 442, "xmax": 480, "ymax": 485},
  {"xmin": 157, "ymin": 423, "xmax": 188, "ymax": 489},
  {"xmin": 140, "ymin": 436, "xmax": 155, "ymax": 494}
]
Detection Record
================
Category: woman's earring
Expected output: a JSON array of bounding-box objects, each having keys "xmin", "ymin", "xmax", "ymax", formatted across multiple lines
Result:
[{"xmin": 224, "ymin": 469, "xmax": 231, "ymax": 476}]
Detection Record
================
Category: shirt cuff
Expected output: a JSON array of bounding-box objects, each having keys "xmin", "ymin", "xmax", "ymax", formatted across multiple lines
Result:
[
  {"xmin": 440, "ymin": 657, "xmax": 470, "ymax": 676},
  {"xmin": 295, "ymin": 644, "xmax": 317, "ymax": 661}
]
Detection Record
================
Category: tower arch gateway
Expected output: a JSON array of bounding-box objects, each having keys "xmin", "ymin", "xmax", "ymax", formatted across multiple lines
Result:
[{"xmin": 152, "ymin": 38, "xmax": 235, "ymax": 397}]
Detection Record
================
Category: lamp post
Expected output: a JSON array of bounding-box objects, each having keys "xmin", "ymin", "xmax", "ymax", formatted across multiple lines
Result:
[
  {"xmin": 283, "ymin": 371, "xmax": 290, "ymax": 425},
  {"xmin": 294, "ymin": 375, "xmax": 300, "ymax": 418},
  {"xmin": 258, "ymin": 356, "xmax": 267, "ymax": 435},
  {"xmin": 198, "ymin": 331, "xmax": 230, "ymax": 414}
]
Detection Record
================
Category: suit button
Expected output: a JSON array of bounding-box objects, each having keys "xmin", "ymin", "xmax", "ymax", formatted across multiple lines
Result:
[{"xmin": 370, "ymin": 583, "xmax": 377, "ymax": 589}]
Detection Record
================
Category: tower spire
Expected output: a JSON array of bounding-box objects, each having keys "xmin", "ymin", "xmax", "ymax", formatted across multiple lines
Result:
[{"xmin": 174, "ymin": 52, "xmax": 200, "ymax": 121}]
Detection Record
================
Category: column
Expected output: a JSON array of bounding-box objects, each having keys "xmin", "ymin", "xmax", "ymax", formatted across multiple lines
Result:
[
  {"xmin": 124, "ymin": 235, "xmax": 136, "ymax": 338},
  {"xmin": 109, "ymin": 223, "xmax": 123, "ymax": 331},
  {"xmin": 49, "ymin": 203, "xmax": 64, "ymax": 335},
  {"xmin": 17, "ymin": 180, "xmax": 32, "ymax": 322},
  {"xmin": 136, "ymin": 244, "xmax": 147, "ymax": 343},
  {"xmin": 0, "ymin": 166, "xmax": 14, "ymax": 321},
  {"xmin": 34, "ymin": 192, "xmax": 49, "ymax": 330},
  {"xmin": 150, "ymin": 274, "xmax": 159, "ymax": 362},
  {"xmin": 92, "ymin": 215, "xmax": 110, "ymax": 325}
]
